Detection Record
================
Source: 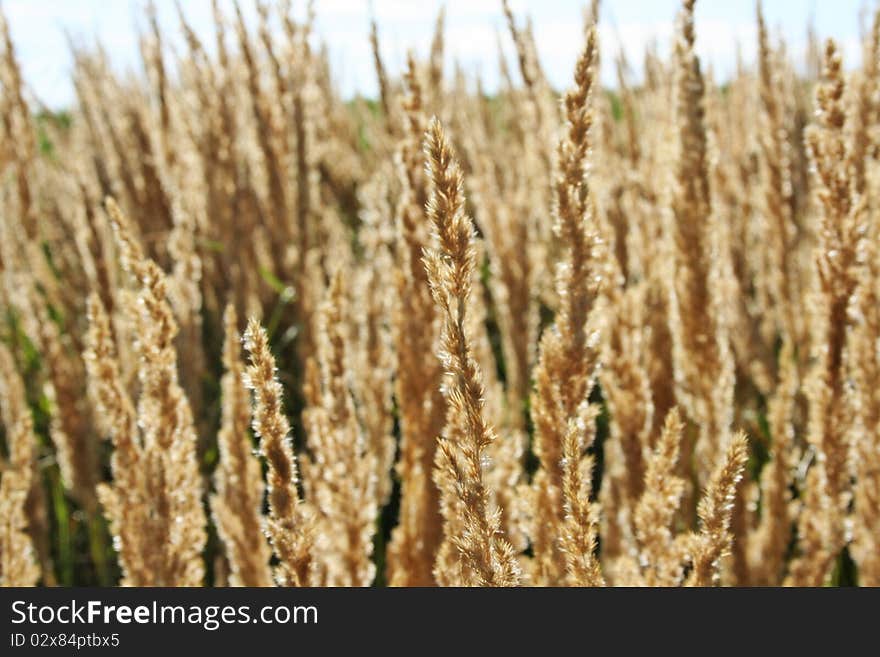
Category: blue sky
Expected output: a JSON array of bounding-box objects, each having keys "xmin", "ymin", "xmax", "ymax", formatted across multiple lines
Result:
[{"xmin": 1, "ymin": 0, "xmax": 872, "ymax": 108}]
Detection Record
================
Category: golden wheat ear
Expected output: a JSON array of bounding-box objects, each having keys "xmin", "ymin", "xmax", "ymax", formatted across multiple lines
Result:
[
  {"xmin": 423, "ymin": 117, "xmax": 520, "ymax": 587},
  {"xmin": 244, "ymin": 318, "xmax": 315, "ymax": 587},
  {"xmin": 687, "ymin": 432, "xmax": 749, "ymax": 587},
  {"xmin": 527, "ymin": 23, "xmax": 604, "ymax": 587},
  {"xmin": 211, "ymin": 303, "xmax": 273, "ymax": 587}
]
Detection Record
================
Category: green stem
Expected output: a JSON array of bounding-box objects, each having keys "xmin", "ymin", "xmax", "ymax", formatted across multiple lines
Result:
[
  {"xmin": 48, "ymin": 467, "xmax": 73, "ymax": 585},
  {"xmin": 87, "ymin": 508, "xmax": 113, "ymax": 585}
]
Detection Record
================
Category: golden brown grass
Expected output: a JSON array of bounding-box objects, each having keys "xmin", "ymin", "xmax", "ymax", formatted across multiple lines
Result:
[{"xmin": 0, "ymin": 0, "xmax": 878, "ymax": 587}]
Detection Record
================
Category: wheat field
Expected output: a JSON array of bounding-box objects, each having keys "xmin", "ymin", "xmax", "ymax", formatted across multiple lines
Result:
[{"xmin": 0, "ymin": 0, "xmax": 877, "ymax": 587}]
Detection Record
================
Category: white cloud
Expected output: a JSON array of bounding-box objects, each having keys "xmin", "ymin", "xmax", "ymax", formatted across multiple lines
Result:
[{"xmin": 0, "ymin": 0, "xmax": 867, "ymax": 109}]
